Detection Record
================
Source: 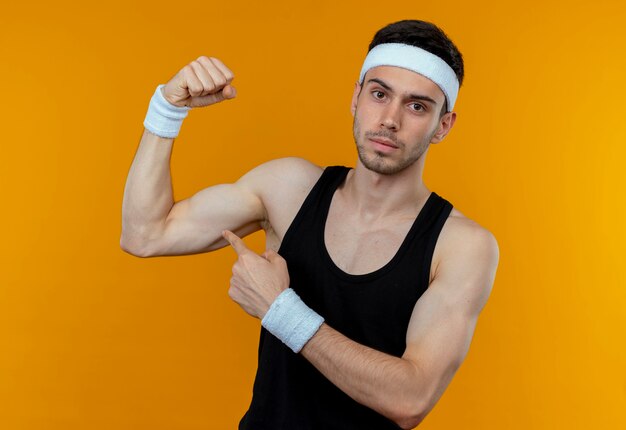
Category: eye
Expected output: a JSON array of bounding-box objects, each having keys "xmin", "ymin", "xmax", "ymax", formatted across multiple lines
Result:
[
  {"xmin": 372, "ymin": 90, "xmax": 385, "ymax": 99},
  {"xmin": 411, "ymin": 103, "xmax": 425, "ymax": 111}
]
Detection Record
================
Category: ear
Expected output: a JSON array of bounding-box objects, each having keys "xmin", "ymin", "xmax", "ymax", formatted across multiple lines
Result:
[
  {"xmin": 350, "ymin": 81, "xmax": 361, "ymax": 117},
  {"xmin": 430, "ymin": 111, "xmax": 457, "ymax": 144}
]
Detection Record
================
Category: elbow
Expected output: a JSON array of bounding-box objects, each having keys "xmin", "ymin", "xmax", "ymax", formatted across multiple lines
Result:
[
  {"xmin": 390, "ymin": 362, "xmax": 429, "ymax": 428},
  {"xmin": 394, "ymin": 411, "xmax": 424, "ymax": 430},
  {"xmin": 120, "ymin": 235, "xmax": 152, "ymax": 258},
  {"xmin": 392, "ymin": 397, "xmax": 428, "ymax": 429},
  {"xmin": 394, "ymin": 410, "xmax": 425, "ymax": 429},
  {"xmin": 396, "ymin": 414, "xmax": 425, "ymax": 430}
]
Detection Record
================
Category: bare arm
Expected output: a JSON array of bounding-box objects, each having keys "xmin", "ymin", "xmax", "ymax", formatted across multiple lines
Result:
[
  {"xmin": 120, "ymin": 128, "xmax": 174, "ymax": 255},
  {"xmin": 120, "ymin": 55, "xmax": 261, "ymax": 257},
  {"xmin": 299, "ymin": 226, "xmax": 499, "ymax": 429},
  {"xmin": 221, "ymin": 220, "xmax": 498, "ymax": 429},
  {"xmin": 120, "ymin": 126, "xmax": 267, "ymax": 257}
]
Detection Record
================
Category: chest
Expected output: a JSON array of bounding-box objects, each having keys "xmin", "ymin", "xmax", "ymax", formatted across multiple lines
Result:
[
  {"xmin": 323, "ymin": 208, "xmax": 416, "ymax": 276},
  {"xmin": 263, "ymin": 171, "xmax": 447, "ymax": 285}
]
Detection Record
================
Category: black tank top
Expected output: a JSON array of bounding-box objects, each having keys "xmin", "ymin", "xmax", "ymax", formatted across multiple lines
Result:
[{"xmin": 238, "ymin": 165, "xmax": 454, "ymax": 430}]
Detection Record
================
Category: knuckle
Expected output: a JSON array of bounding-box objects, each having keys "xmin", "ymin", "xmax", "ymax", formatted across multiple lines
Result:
[
  {"xmin": 210, "ymin": 57, "xmax": 234, "ymax": 78},
  {"xmin": 196, "ymin": 56, "xmax": 210, "ymax": 68}
]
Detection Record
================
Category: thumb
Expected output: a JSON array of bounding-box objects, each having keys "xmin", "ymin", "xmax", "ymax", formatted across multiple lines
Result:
[
  {"xmin": 223, "ymin": 84, "xmax": 237, "ymax": 99},
  {"xmin": 188, "ymin": 84, "xmax": 237, "ymax": 108}
]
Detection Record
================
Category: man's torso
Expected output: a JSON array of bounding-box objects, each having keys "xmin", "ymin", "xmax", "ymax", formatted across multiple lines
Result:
[{"xmin": 257, "ymin": 157, "xmax": 478, "ymax": 287}]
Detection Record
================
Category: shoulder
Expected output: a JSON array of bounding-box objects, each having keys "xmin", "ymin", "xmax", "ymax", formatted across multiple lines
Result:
[
  {"xmin": 428, "ymin": 208, "xmax": 500, "ymax": 316},
  {"xmin": 237, "ymin": 157, "xmax": 323, "ymax": 192},
  {"xmin": 446, "ymin": 208, "xmax": 499, "ymax": 250},
  {"xmin": 236, "ymin": 157, "xmax": 327, "ymax": 241},
  {"xmin": 431, "ymin": 207, "xmax": 500, "ymax": 286},
  {"xmin": 238, "ymin": 157, "xmax": 323, "ymax": 197}
]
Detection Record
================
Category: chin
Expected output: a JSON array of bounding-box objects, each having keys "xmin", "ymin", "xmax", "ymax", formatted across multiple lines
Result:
[{"xmin": 358, "ymin": 151, "xmax": 413, "ymax": 176}]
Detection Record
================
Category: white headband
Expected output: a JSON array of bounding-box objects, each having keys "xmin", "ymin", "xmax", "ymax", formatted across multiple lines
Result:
[{"xmin": 358, "ymin": 43, "xmax": 459, "ymax": 112}]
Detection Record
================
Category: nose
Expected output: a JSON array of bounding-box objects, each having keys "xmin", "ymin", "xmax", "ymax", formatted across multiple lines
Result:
[{"xmin": 380, "ymin": 101, "xmax": 401, "ymax": 130}]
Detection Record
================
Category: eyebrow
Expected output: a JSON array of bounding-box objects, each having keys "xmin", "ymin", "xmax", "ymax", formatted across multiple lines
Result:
[{"xmin": 366, "ymin": 77, "xmax": 438, "ymax": 106}]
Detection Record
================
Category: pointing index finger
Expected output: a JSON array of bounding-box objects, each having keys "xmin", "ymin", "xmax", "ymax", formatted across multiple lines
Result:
[{"xmin": 222, "ymin": 230, "xmax": 249, "ymax": 255}]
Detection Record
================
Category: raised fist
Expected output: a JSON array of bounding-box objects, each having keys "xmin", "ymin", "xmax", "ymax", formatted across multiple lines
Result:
[{"xmin": 161, "ymin": 56, "xmax": 236, "ymax": 108}]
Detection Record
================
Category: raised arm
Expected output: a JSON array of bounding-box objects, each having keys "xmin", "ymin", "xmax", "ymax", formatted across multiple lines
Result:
[{"xmin": 120, "ymin": 56, "xmax": 261, "ymax": 257}]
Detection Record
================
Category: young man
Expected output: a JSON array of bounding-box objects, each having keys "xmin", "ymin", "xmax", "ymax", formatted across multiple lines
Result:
[{"xmin": 121, "ymin": 20, "xmax": 499, "ymax": 430}]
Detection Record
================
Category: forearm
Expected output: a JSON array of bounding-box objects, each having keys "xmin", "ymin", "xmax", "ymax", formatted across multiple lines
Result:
[
  {"xmin": 120, "ymin": 128, "xmax": 175, "ymax": 250},
  {"xmin": 300, "ymin": 323, "xmax": 424, "ymax": 428}
]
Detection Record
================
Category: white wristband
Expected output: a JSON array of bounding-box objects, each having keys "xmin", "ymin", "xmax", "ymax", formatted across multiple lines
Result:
[
  {"xmin": 143, "ymin": 84, "xmax": 192, "ymax": 138},
  {"xmin": 261, "ymin": 288, "xmax": 325, "ymax": 353}
]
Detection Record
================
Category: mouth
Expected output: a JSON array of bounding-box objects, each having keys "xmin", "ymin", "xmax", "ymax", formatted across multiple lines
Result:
[{"xmin": 368, "ymin": 137, "xmax": 399, "ymax": 149}]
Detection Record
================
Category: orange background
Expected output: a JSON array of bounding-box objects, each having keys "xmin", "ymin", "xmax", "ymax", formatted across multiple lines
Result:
[{"xmin": 1, "ymin": 0, "xmax": 625, "ymax": 428}]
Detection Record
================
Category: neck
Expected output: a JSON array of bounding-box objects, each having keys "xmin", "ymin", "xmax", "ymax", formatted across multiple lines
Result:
[{"xmin": 341, "ymin": 156, "xmax": 431, "ymax": 222}]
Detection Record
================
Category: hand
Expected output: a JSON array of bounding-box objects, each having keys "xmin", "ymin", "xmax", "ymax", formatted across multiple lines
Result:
[
  {"xmin": 162, "ymin": 56, "xmax": 237, "ymax": 108},
  {"xmin": 222, "ymin": 230, "xmax": 290, "ymax": 319}
]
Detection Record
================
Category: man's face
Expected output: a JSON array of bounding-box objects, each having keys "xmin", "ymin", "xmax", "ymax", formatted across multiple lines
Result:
[{"xmin": 350, "ymin": 65, "xmax": 455, "ymax": 175}]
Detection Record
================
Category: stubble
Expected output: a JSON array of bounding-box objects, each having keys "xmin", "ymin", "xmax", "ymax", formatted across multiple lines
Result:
[{"xmin": 352, "ymin": 115, "xmax": 434, "ymax": 175}]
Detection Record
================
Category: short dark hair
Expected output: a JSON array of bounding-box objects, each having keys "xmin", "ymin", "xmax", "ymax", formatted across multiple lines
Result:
[{"xmin": 363, "ymin": 20, "xmax": 465, "ymax": 118}]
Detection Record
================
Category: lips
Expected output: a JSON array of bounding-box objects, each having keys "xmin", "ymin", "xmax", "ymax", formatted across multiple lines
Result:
[{"xmin": 369, "ymin": 137, "xmax": 398, "ymax": 148}]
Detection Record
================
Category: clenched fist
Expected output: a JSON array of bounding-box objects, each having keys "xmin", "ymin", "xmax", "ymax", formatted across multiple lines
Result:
[{"xmin": 161, "ymin": 56, "xmax": 237, "ymax": 108}]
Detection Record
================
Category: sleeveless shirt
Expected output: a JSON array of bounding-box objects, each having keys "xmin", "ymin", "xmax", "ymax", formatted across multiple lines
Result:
[{"xmin": 238, "ymin": 165, "xmax": 454, "ymax": 430}]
